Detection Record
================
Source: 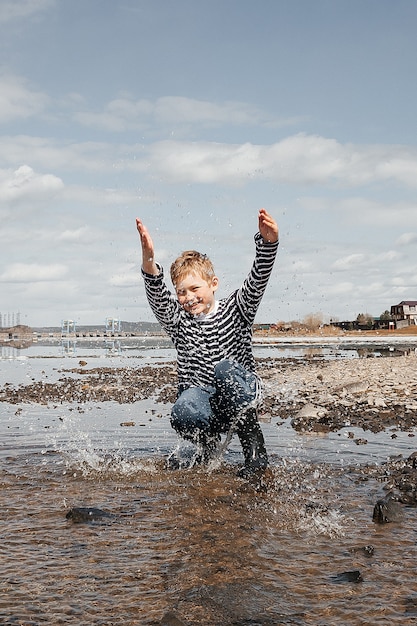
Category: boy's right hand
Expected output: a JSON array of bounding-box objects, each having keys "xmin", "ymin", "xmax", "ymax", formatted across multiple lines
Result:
[{"xmin": 136, "ymin": 218, "xmax": 158, "ymax": 275}]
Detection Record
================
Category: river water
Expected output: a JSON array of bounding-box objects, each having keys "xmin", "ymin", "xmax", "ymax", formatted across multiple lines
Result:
[{"xmin": 1, "ymin": 339, "xmax": 417, "ymax": 625}]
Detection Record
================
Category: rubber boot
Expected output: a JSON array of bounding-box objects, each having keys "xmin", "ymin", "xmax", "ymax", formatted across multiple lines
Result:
[
  {"xmin": 193, "ymin": 433, "xmax": 221, "ymax": 466},
  {"xmin": 166, "ymin": 433, "xmax": 220, "ymax": 470},
  {"xmin": 236, "ymin": 407, "xmax": 268, "ymax": 478}
]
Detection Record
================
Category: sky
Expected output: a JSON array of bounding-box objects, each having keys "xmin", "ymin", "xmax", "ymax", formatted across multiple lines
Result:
[{"xmin": 1, "ymin": 0, "xmax": 417, "ymax": 328}]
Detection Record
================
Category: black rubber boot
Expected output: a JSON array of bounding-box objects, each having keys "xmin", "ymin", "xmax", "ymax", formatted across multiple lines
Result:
[
  {"xmin": 166, "ymin": 433, "xmax": 220, "ymax": 470},
  {"xmin": 193, "ymin": 433, "xmax": 221, "ymax": 466},
  {"xmin": 236, "ymin": 407, "xmax": 268, "ymax": 478}
]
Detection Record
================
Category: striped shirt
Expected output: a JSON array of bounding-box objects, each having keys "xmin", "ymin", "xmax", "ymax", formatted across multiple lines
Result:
[{"xmin": 142, "ymin": 232, "xmax": 278, "ymax": 395}]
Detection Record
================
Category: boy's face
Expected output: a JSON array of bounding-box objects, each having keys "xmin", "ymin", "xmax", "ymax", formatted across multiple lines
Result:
[{"xmin": 175, "ymin": 272, "xmax": 218, "ymax": 316}]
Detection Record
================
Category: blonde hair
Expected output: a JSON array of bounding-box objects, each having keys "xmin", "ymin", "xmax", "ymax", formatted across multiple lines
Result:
[{"xmin": 170, "ymin": 250, "xmax": 215, "ymax": 286}]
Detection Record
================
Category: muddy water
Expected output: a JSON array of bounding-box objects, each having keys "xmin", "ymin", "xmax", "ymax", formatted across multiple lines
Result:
[
  {"xmin": 2, "ymin": 450, "xmax": 417, "ymax": 625},
  {"xmin": 1, "ymin": 346, "xmax": 417, "ymax": 625}
]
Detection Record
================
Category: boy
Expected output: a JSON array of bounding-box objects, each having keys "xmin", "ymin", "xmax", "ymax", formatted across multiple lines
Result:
[{"xmin": 136, "ymin": 208, "xmax": 279, "ymax": 476}]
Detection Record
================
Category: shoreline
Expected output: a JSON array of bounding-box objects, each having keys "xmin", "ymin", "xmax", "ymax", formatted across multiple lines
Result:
[
  {"xmin": 3, "ymin": 331, "xmax": 417, "ymax": 352},
  {"xmin": 253, "ymin": 334, "xmax": 417, "ymax": 346},
  {"xmin": 1, "ymin": 351, "xmax": 417, "ymax": 436}
]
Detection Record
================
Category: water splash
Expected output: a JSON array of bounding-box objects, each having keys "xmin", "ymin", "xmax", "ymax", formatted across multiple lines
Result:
[{"xmin": 45, "ymin": 410, "xmax": 157, "ymax": 479}]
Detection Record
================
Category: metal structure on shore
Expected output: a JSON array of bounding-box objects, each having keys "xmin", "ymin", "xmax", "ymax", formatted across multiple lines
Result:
[{"xmin": 61, "ymin": 320, "xmax": 76, "ymax": 336}]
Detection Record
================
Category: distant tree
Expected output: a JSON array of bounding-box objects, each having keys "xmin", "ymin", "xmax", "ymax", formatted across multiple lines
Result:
[
  {"xmin": 380, "ymin": 310, "xmax": 392, "ymax": 321},
  {"xmin": 303, "ymin": 312, "xmax": 324, "ymax": 331},
  {"xmin": 356, "ymin": 312, "xmax": 374, "ymax": 328}
]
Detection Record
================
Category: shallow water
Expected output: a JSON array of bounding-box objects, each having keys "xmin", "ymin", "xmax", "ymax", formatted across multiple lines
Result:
[{"xmin": 1, "ymin": 342, "xmax": 417, "ymax": 625}]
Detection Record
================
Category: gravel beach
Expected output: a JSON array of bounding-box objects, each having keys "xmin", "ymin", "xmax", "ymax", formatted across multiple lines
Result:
[
  {"xmin": 2, "ymin": 351, "xmax": 417, "ymax": 436},
  {"xmin": 258, "ymin": 352, "xmax": 417, "ymax": 434}
]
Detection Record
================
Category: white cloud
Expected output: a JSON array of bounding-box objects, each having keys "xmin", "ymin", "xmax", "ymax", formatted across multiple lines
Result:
[
  {"xmin": 109, "ymin": 267, "xmax": 138, "ymax": 288},
  {"xmin": 147, "ymin": 136, "xmax": 417, "ymax": 188},
  {"xmin": 0, "ymin": 262, "xmax": 68, "ymax": 282},
  {"xmin": 148, "ymin": 136, "xmax": 338, "ymax": 185},
  {"xmin": 74, "ymin": 98, "xmax": 151, "ymax": 132},
  {"xmin": 290, "ymin": 260, "xmax": 312, "ymax": 271},
  {"xmin": 323, "ymin": 281, "xmax": 355, "ymax": 295},
  {"xmin": 1, "ymin": 133, "xmax": 417, "ymax": 194},
  {"xmin": 390, "ymin": 276, "xmax": 407, "ymax": 286},
  {"xmin": 0, "ymin": 0, "xmax": 53, "ymax": 23},
  {"xmin": 396, "ymin": 232, "xmax": 417, "ymax": 245},
  {"xmin": 298, "ymin": 196, "xmax": 417, "ymax": 228},
  {"xmin": 0, "ymin": 135, "xmax": 142, "ymax": 174},
  {"xmin": 360, "ymin": 281, "xmax": 385, "ymax": 295},
  {"xmin": 0, "ymin": 165, "xmax": 63, "ymax": 205},
  {"xmin": 332, "ymin": 249, "xmax": 401, "ymax": 272},
  {"xmin": 0, "ymin": 74, "xmax": 49, "ymax": 122},
  {"xmin": 74, "ymin": 95, "xmax": 298, "ymax": 133},
  {"xmin": 57, "ymin": 226, "xmax": 92, "ymax": 243},
  {"xmin": 376, "ymin": 155, "xmax": 417, "ymax": 187},
  {"xmin": 376, "ymin": 250, "xmax": 400, "ymax": 262},
  {"xmin": 328, "ymin": 253, "xmax": 365, "ymax": 271}
]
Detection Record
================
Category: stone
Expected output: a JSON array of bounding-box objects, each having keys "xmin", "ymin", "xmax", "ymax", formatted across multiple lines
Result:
[
  {"xmin": 66, "ymin": 507, "xmax": 114, "ymax": 523},
  {"xmin": 331, "ymin": 570, "xmax": 363, "ymax": 584},
  {"xmin": 372, "ymin": 494, "xmax": 403, "ymax": 523}
]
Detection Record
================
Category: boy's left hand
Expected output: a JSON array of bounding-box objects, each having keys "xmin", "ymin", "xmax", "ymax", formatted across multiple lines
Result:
[{"xmin": 258, "ymin": 208, "xmax": 279, "ymax": 243}]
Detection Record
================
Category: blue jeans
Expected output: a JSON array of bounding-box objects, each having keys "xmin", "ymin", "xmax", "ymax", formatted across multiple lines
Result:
[{"xmin": 170, "ymin": 359, "xmax": 258, "ymax": 443}]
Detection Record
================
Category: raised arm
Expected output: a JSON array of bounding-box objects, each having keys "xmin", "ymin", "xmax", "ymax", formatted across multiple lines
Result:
[
  {"xmin": 235, "ymin": 208, "xmax": 279, "ymax": 324},
  {"xmin": 136, "ymin": 218, "xmax": 159, "ymax": 276}
]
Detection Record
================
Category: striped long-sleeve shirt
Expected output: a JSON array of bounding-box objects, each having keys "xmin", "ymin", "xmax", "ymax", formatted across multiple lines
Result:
[{"xmin": 142, "ymin": 232, "xmax": 278, "ymax": 395}]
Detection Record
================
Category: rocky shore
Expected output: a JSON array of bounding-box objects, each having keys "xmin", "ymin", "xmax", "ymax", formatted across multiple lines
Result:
[
  {"xmin": 2, "ymin": 351, "xmax": 417, "ymax": 507},
  {"xmin": 258, "ymin": 353, "xmax": 417, "ymax": 434},
  {"xmin": 2, "ymin": 353, "xmax": 417, "ymax": 436}
]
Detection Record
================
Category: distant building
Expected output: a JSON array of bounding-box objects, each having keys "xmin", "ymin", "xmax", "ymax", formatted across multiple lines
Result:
[
  {"xmin": 0, "ymin": 325, "xmax": 33, "ymax": 345},
  {"xmin": 390, "ymin": 301, "xmax": 417, "ymax": 327}
]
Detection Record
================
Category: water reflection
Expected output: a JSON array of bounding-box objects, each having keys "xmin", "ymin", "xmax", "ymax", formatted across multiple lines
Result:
[
  {"xmin": 0, "ymin": 345, "xmax": 21, "ymax": 359},
  {"xmin": 60, "ymin": 338, "xmax": 77, "ymax": 355},
  {"xmin": 2, "ymin": 334, "xmax": 417, "ymax": 364},
  {"xmin": 104, "ymin": 339, "xmax": 122, "ymax": 356}
]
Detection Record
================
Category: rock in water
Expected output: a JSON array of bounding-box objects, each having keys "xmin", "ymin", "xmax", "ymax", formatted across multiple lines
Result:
[
  {"xmin": 349, "ymin": 544, "xmax": 375, "ymax": 557},
  {"xmin": 66, "ymin": 507, "xmax": 113, "ymax": 523},
  {"xmin": 372, "ymin": 493, "xmax": 403, "ymax": 523},
  {"xmin": 331, "ymin": 570, "xmax": 363, "ymax": 584},
  {"xmin": 160, "ymin": 612, "xmax": 186, "ymax": 626}
]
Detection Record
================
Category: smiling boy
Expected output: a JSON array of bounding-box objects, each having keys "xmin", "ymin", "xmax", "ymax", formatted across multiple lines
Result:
[{"xmin": 136, "ymin": 209, "xmax": 279, "ymax": 476}]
